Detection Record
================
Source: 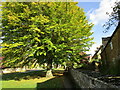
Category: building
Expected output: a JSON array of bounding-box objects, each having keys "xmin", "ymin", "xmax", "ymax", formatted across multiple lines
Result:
[
  {"xmin": 100, "ymin": 22, "xmax": 120, "ymax": 74},
  {"xmin": 102, "ymin": 37, "xmax": 111, "ymax": 47},
  {"xmin": 92, "ymin": 45, "xmax": 103, "ymax": 60}
]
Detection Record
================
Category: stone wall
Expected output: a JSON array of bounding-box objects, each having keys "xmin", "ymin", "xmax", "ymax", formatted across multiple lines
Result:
[
  {"xmin": 2, "ymin": 68, "xmax": 26, "ymax": 73},
  {"xmin": 69, "ymin": 69, "xmax": 119, "ymax": 89}
]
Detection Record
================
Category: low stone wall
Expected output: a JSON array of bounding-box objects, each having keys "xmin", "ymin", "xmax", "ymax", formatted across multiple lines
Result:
[
  {"xmin": 69, "ymin": 69, "xmax": 119, "ymax": 89},
  {"xmin": 2, "ymin": 67, "xmax": 44, "ymax": 73},
  {"xmin": 2, "ymin": 68, "xmax": 26, "ymax": 73}
]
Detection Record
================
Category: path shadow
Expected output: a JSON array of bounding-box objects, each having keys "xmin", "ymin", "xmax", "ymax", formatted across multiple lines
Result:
[
  {"xmin": 36, "ymin": 76, "xmax": 64, "ymax": 89},
  {"xmin": 2, "ymin": 70, "xmax": 46, "ymax": 81}
]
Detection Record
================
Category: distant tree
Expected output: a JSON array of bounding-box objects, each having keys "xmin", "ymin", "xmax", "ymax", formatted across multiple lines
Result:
[
  {"xmin": 1, "ymin": 2, "xmax": 93, "ymax": 77},
  {"xmin": 103, "ymin": 1, "xmax": 120, "ymax": 32}
]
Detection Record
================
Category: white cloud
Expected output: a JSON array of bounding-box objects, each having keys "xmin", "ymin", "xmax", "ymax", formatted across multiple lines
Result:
[
  {"xmin": 86, "ymin": 43, "xmax": 101, "ymax": 56},
  {"xmin": 86, "ymin": 8, "xmax": 94, "ymax": 16},
  {"xmin": 89, "ymin": 0, "xmax": 119, "ymax": 25},
  {"xmin": 74, "ymin": 0, "xmax": 101, "ymax": 2}
]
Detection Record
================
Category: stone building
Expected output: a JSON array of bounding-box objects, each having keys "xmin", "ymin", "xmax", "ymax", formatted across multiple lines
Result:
[{"xmin": 100, "ymin": 22, "xmax": 120, "ymax": 74}]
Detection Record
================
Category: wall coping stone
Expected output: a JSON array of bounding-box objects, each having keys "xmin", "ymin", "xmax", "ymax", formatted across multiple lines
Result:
[{"xmin": 70, "ymin": 69, "xmax": 120, "ymax": 89}]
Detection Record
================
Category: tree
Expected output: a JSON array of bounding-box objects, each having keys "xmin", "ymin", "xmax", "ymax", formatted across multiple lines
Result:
[
  {"xmin": 103, "ymin": 1, "xmax": 120, "ymax": 32},
  {"xmin": 1, "ymin": 2, "xmax": 93, "ymax": 77}
]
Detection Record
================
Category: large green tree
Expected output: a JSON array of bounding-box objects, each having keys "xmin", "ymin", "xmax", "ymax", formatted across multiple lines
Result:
[{"xmin": 1, "ymin": 2, "xmax": 93, "ymax": 76}]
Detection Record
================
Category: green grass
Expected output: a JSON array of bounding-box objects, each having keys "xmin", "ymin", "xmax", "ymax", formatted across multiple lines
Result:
[
  {"xmin": 2, "ymin": 77, "xmax": 63, "ymax": 88},
  {"xmin": 2, "ymin": 70, "xmax": 64, "ymax": 89},
  {"xmin": 37, "ymin": 76, "xmax": 64, "ymax": 88}
]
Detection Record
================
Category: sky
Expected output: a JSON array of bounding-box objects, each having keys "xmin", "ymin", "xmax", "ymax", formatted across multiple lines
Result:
[{"xmin": 77, "ymin": 0, "xmax": 119, "ymax": 56}]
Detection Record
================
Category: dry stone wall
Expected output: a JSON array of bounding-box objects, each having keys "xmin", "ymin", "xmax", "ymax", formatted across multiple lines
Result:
[{"xmin": 70, "ymin": 69, "xmax": 120, "ymax": 89}]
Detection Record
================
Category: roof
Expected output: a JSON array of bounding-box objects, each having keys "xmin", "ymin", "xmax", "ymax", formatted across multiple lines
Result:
[{"xmin": 92, "ymin": 45, "xmax": 103, "ymax": 59}]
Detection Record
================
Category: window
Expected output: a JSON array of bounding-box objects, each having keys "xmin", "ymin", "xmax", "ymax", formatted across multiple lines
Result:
[{"xmin": 110, "ymin": 42, "xmax": 113, "ymax": 50}]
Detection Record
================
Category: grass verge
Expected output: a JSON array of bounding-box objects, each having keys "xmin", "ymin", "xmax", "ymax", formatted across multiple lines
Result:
[{"xmin": 2, "ymin": 70, "xmax": 64, "ymax": 88}]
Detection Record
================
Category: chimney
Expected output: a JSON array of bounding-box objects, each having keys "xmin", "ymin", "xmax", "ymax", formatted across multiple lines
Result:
[{"xmin": 102, "ymin": 37, "xmax": 111, "ymax": 46}]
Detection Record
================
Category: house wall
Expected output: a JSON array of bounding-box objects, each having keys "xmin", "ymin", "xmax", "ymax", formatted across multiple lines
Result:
[
  {"xmin": 101, "ymin": 25, "xmax": 120, "ymax": 74},
  {"xmin": 118, "ymin": 27, "xmax": 120, "ymax": 57}
]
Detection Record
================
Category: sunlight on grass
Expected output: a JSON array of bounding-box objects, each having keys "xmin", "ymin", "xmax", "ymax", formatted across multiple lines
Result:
[
  {"xmin": 2, "ymin": 70, "xmax": 64, "ymax": 88},
  {"xmin": 2, "ymin": 77, "xmax": 55, "ymax": 88}
]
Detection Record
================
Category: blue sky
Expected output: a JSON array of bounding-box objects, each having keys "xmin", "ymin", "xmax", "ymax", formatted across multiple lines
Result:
[
  {"xmin": 78, "ymin": 2, "xmax": 100, "ymax": 13},
  {"xmin": 77, "ymin": 0, "xmax": 118, "ymax": 55}
]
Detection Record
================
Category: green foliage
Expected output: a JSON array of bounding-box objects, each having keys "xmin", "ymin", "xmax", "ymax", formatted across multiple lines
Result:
[{"xmin": 1, "ymin": 2, "xmax": 94, "ymax": 68}]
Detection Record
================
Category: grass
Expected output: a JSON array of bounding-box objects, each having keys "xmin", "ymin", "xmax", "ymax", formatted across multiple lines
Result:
[
  {"xmin": 2, "ymin": 69, "xmax": 64, "ymax": 89},
  {"xmin": 2, "ymin": 78, "xmax": 50, "ymax": 88},
  {"xmin": 37, "ymin": 76, "xmax": 64, "ymax": 88},
  {"xmin": 2, "ymin": 77, "xmax": 63, "ymax": 88}
]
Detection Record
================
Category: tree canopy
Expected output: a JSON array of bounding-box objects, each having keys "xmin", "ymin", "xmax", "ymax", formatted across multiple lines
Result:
[{"xmin": 1, "ymin": 2, "xmax": 94, "ymax": 69}]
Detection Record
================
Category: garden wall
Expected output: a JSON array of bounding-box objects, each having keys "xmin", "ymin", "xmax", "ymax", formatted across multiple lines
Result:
[
  {"xmin": 69, "ymin": 69, "xmax": 120, "ymax": 89},
  {"xmin": 2, "ymin": 68, "xmax": 26, "ymax": 73},
  {"xmin": 2, "ymin": 67, "xmax": 43, "ymax": 73}
]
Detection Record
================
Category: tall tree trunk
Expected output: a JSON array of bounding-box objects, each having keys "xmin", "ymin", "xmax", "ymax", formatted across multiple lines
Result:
[{"xmin": 46, "ymin": 58, "xmax": 53, "ymax": 77}]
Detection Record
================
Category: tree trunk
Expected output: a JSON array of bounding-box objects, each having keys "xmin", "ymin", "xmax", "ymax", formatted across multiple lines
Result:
[
  {"xmin": 46, "ymin": 58, "xmax": 53, "ymax": 77},
  {"xmin": 56, "ymin": 63, "xmax": 59, "ymax": 69},
  {"xmin": 64, "ymin": 65, "xmax": 66, "ymax": 69}
]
